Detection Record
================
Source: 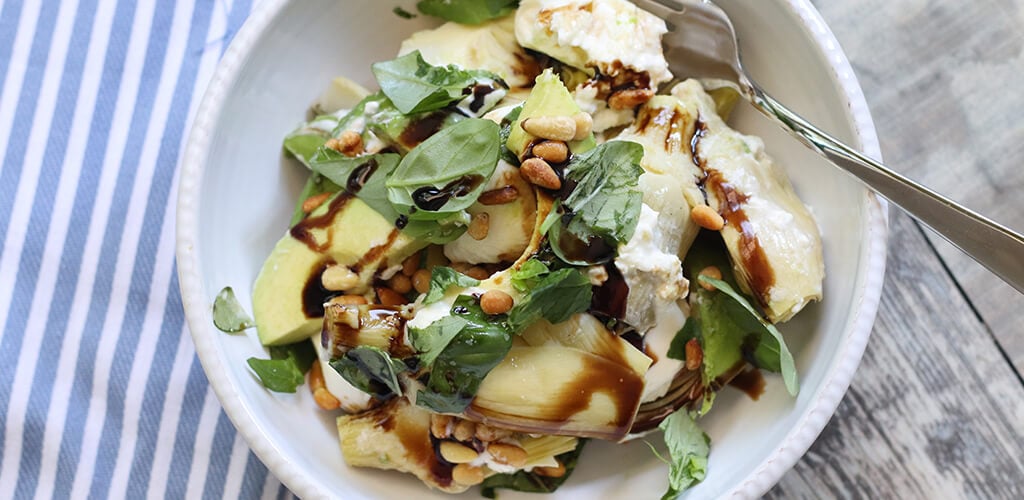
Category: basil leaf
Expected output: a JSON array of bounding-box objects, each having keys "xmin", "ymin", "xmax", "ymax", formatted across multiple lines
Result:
[
  {"xmin": 283, "ymin": 132, "xmax": 329, "ymax": 167},
  {"xmin": 548, "ymin": 141, "xmax": 644, "ymax": 264},
  {"xmin": 700, "ymin": 275, "xmax": 798, "ymax": 396},
  {"xmin": 417, "ymin": 0, "xmax": 518, "ymax": 25},
  {"xmin": 289, "ymin": 174, "xmax": 341, "ymax": 226},
  {"xmin": 416, "ymin": 295, "xmax": 512, "ymax": 413},
  {"xmin": 329, "ymin": 346, "xmax": 407, "ymax": 398},
  {"xmin": 480, "ymin": 440, "xmax": 587, "ymax": 498},
  {"xmin": 498, "ymin": 104, "xmax": 523, "ymax": 164},
  {"xmin": 508, "ymin": 267, "xmax": 592, "ymax": 332},
  {"xmin": 386, "ymin": 118, "xmax": 500, "ymax": 218},
  {"xmin": 666, "ymin": 317, "xmax": 698, "ymax": 361},
  {"xmin": 371, "ymin": 51, "xmax": 501, "ymax": 115},
  {"xmin": 423, "ymin": 266, "xmax": 480, "ymax": 304},
  {"xmin": 247, "ymin": 341, "xmax": 316, "ymax": 393},
  {"xmin": 309, "ymin": 149, "xmax": 402, "ymax": 219},
  {"xmin": 330, "ymin": 92, "xmax": 388, "ymax": 137},
  {"xmin": 509, "ymin": 258, "xmax": 549, "ymax": 292},
  {"xmin": 409, "ymin": 315, "xmax": 470, "ymax": 368},
  {"xmin": 213, "ymin": 286, "xmax": 254, "ymax": 333},
  {"xmin": 658, "ymin": 411, "xmax": 710, "ymax": 499}
]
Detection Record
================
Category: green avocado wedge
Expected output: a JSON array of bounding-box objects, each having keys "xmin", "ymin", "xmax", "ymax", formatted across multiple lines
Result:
[{"xmin": 506, "ymin": 69, "xmax": 595, "ymax": 160}]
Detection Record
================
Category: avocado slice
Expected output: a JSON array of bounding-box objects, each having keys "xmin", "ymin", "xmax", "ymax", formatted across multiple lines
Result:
[
  {"xmin": 506, "ymin": 69, "xmax": 596, "ymax": 159},
  {"xmin": 252, "ymin": 193, "xmax": 426, "ymax": 346}
]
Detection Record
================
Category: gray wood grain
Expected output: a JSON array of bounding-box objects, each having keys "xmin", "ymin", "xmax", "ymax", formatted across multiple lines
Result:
[{"xmin": 768, "ymin": 212, "xmax": 1024, "ymax": 499}]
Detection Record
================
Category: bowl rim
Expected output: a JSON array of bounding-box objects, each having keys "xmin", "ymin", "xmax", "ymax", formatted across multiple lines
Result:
[{"xmin": 174, "ymin": 1, "xmax": 888, "ymax": 498}]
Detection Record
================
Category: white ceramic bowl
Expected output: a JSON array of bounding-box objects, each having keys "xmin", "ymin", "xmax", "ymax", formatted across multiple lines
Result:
[{"xmin": 176, "ymin": 1, "xmax": 887, "ymax": 498}]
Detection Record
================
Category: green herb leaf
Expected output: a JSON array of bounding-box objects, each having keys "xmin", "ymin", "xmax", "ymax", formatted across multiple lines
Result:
[
  {"xmin": 508, "ymin": 267, "xmax": 592, "ymax": 332},
  {"xmin": 393, "ymin": 6, "xmax": 417, "ymax": 19},
  {"xmin": 423, "ymin": 266, "xmax": 481, "ymax": 304},
  {"xmin": 409, "ymin": 315, "xmax": 470, "ymax": 367},
  {"xmin": 498, "ymin": 104, "xmax": 523, "ymax": 164},
  {"xmin": 416, "ymin": 295, "xmax": 512, "ymax": 413},
  {"xmin": 416, "ymin": 0, "xmax": 518, "ymax": 25},
  {"xmin": 329, "ymin": 346, "xmax": 407, "ymax": 398},
  {"xmin": 283, "ymin": 131, "xmax": 329, "ymax": 167},
  {"xmin": 330, "ymin": 92, "xmax": 388, "ymax": 137},
  {"xmin": 371, "ymin": 51, "xmax": 501, "ymax": 115},
  {"xmin": 309, "ymin": 149, "xmax": 402, "ymax": 220},
  {"xmin": 213, "ymin": 287, "xmax": 254, "ymax": 333},
  {"xmin": 386, "ymin": 118, "xmax": 500, "ymax": 217},
  {"xmin": 480, "ymin": 440, "xmax": 587, "ymax": 498},
  {"xmin": 246, "ymin": 341, "xmax": 316, "ymax": 393},
  {"xmin": 666, "ymin": 317, "xmax": 699, "ymax": 361},
  {"xmin": 509, "ymin": 258, "xmax": 549, "ymax": 292},
  {"xmin": 289, "ymin": 174, "xmax": 342, "ymax": 226},
  {"xmin": 658, "ymin": 411, "xmax": 710, "ymax": 499},
  {"xmin": 700, "ymin": 275, "xmax": 798, "ymax": 395},
  {"xmin": 547, "ymin": 141, "xmax": 644, "ymax": 264}
]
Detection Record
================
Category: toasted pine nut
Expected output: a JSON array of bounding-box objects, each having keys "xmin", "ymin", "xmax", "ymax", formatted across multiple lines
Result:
[
  {"xmin": 302, "ymin": 192, "xmax": 332, "ymax": 213},
  {"xmin": 412, "ymin": 268, "xmax": 432, "ymax": 294},
  {"xmin": 480, "ymin": 290, "xmax": 513, "ymax": 315},
  {"xmin": 690, "ymin": 205, "xmax": 725, "ymax": 231},
  {"xmin": 533, "ymin": 461, "xmax": 566, "ymax": 478},
  {"xmin": 309, "ymin": 362, "xmax": 341, "ymax": 410},
  {"xmin": 453, "ymin": 419, "xmax": 477, "ymax": 442},
  {"xmin": 608, "ymin": 88, "xmax": 655, "ymax": 110},
  {"xmin": 487, "ymin": 442, "xmax": 528, "ymax": 468},
  {"xmin": 521, "ymin": 116, "xmax": 576, "ymax": 141},
  {"xmin": 329, "ymin": 294, "xmax": 368, "ymax": 306},
  {"xmin": 587, "ymin": 266, "xmax": 609, "ymax": 286},
  {"xmin": 430, "ymin": 414, "xmax": 453, "ymax": 438},
  {"xmin": 532, "ymin": 140, "xmax": 569, "ymax": 163},
  {"xmin": 401, "ymin": 253, "xmax": 420, "ymax": 276},
  {"xmin": 572, "ymin": 112, "xmax": 593, "ymax": 140},
  {"xmin": 440, "ymin": 441, "xmax": 480, "ymax": 464},
  {"xmin": 375, "ymin": 287, "xmax": 407, "ymax": 306},
  {"xmin": 468, "ymin": 213, "xmax": 490, "ymax": 241},
  {"xmin": 452, "ymin": 464, "xmax": 485, "ymax": 485},
  {"xmin": 388, "ymin": 273, "xmax": 413, "ymax": 294},
  {"xmin": 464, "ymin": 266, "xmax": 490, "ymax": 281},
  {"xmin": 685, "ymin": 339, "xmax": 703, "ymax": 371},
  {"xmin": 336, "ymin": 130, "xmax": 363, "ymax": 157},
  {"xmin": 449, "ymin": 261, "xmax": 472, "ymax": 273},
  {"xmin": 698, "ymin": 266, "xmax": 722, "ymax": 290},
  {"xmin": 475, "ymin": 424, "xmax": 512, "ymax": 442},
  {"xmin": 321, "ymin": 265, "xmax": 359, "ymax": 291},
  {"xmin": 478, "ymin": 186, "xmax": 519, "ymax": 205},
  {"xmin": 520, "ymin": 158, "xmax": 561, "ymax": 190}
]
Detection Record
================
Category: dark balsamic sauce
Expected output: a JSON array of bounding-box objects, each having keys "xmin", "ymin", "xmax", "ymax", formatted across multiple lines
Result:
[
  {"xmin": 728, "ymin": 368, "xmax": 766, "ymax": 401},
  {"xmin": 467, "ymin": 84, "xmax": 496, "ymax": 113},
  {"xmin": 411, "ymin": 175, "xmax": 484, "ymax": 211},
  {"xmin": 301, "ymin": 261, "xmax": 337, "ymax": 318},
  {"xmin": 289, "ymin": 193, "xmax": 354, "ymax": 252},
  {"xmin": 590, "ymin": 264, "xmax": 629, "ymax": 319},
  {"xmin": 399, "ymin": 112, "xmax": 447, "ymax": 149},
  {"xmin": 345, "ymin": 158, "xmax": 379, "ymax": 194}
]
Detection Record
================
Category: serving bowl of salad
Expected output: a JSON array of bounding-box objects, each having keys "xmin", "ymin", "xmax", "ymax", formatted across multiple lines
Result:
[{"xmin": 176, "ymin": 0, "xmax": 887, "ymax": 498}]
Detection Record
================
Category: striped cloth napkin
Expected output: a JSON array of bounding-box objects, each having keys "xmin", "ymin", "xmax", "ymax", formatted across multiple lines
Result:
[{"xmin": 0, "ymin": 0, "xmax": 291, "ymax": 497}]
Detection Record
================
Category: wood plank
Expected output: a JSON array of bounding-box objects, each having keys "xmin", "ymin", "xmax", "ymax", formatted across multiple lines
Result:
[
  {"xmin": 811, "ymin": 0, "xmax": 1024, "ymax": 372},
  {"xmin": 767, "ymin": 211, "xmax": 1024, "ymax": 499}
]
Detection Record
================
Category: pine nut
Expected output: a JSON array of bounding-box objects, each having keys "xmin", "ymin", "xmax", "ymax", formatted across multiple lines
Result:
[
  {"xmin": 309, "ymin": 362, "xmax": 341, "ymax": 410},
  {"xmin": 478, "ymin": 186, "xmax": 519, "ymax": 205},
  {"xmin": 440, "ymin": 441, "xmax": 480, "ymax": 464},
  {"xmin": 335, "ymin": 130, "xmax": 363, "ymax": 157},
  {"xmin": 430, "ymin": 414, "xmax": 453, "ymax": 438},
  {"xmin": 572, "ymin": 112, "xmax": 593, "ymax": 140},
  {"xmin": 487, "ymin": 442, "xmax": 528, "ymax": 468},
  {"xmin": 375, "ymin": 287, "xmax": 407, "ymax": 306},
  {"xmin": 388, "ymin": 273, "xmax": 412, "ymax": 294},
  {"xmin": 698, "ymin": 266, "xmax": 722, "ymax": 291},
  {"xmin": 453, "ymin": 419, "xmax": 477, "ymax": 442},
  {"xmin": 474, "ymin": 424, "xmax": 512, "ymax": 442},
  {"xmin": 452, "ymin": 464, "xmax": 485, "ymax": 485},
  {"xmin": 302, "ymin": 192, "xmax": 332, "ymax": 213},
  {"xmin": 480, "ymin": 290, "xmax": 513, "ymax": 315},
  {"xmin": 450, "ymin": 262, "xmax": 472, "ymax": 273},
  {"xmin": 587, "ymin": 266, "xmax": 609, "ymax": 286},
  {"xmin": 521, "ymin": 116, "xmax": 576, "ymax": 141},
  {"xmin": 685, "ymin": 339, "xmax": 703, "ymax": 371},
  {"xmin": 533, "ymin": 461, "xmax": 566, "ymax": 478},
  {"xmin": 402, "ymin": 253, "xmax": 420, "ymax": 276},
  {"xmin": 464, "ymin": 266, "xmax": 490, "ymax": 281},
  {"xmin": 468, "ymin": 212, "xmax": 490, "ymax": 241},
  {"xmin": 532, "ymin": 140, "xmax": 568, "ymax": 163},
  {"xmin": 321, "ymin": 265, "xmax": 359, "ymax": 291},
  {"xmin": 608, "ymin": 88, "xmax": 654, "ymax": 110},
  {"xmin": 690, "ymin": 205, "xmax": 725, "ymax": 231},
  {"xmin": 520, "ymin": 158, "xmax": 561, "ymax": 190},
  {"xmin": 412, "ymin": 269, "xmax": 432, "ymax": 294},
  {"xmin": 329, "ymin": 294, "xmax": 368, "ymax": 306}
]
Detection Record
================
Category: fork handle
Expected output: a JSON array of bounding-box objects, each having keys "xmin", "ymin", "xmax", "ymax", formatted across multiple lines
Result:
[{"xmin": 745, "ymin": 83, "xmax": 1024, "ymax": 294}]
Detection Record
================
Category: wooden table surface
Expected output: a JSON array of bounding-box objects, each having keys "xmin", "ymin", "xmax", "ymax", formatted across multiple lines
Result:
[{"xmin": 765, "ymin": 1, "xmax": 1024, "ymax": 498}]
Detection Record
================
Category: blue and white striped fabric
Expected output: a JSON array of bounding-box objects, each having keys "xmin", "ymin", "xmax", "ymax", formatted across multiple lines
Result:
[{"xmin": 0, "ymin": 1, "xmax": 291, "ymax": 497}]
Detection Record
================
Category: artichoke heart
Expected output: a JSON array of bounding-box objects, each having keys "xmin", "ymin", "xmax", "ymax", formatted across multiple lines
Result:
[
  {"xmin": 466, "ymin": 314, "xmax": 651, "ymax": 441},
  {"xmin": 322, "ymin": 303, "xmax": 414, "ymax": 359},
  {"xmin": 672, "ymin": 80, "xmax": 825, "ymax": 323}
]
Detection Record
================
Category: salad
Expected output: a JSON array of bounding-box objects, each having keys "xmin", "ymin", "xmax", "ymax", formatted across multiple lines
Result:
[{"xmin": 214, "ymin": 0, "xmax": 825, "ymax": 497}]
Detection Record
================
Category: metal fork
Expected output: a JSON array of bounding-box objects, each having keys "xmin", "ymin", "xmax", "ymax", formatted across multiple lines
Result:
[{"xmin": 634, "ymin": 0, "xmax": 1024, "ymax": 294}]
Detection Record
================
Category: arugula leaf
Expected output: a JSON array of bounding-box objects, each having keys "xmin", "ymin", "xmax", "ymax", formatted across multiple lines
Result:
[
  {"xmin": 423, "ymin": 266, "xmax": 480, "ymax": 304},
  {"xmin": 387, "ymin": 118, "xmax": 500, "ymax": 218},
  {"xmin": 416, "ymin": 295, "xmax": 512, "ymax": 413},
  {"xmin": 509, "ymin": 258, "xmax": 549, "ymax": 292},
  {"xmin": 700, "ymin": 275, "xmax": 798, "ymax": 396},
  {"xmin": 212, "ymin": 287, "xmax": 254, "ymax": 333},
  {"xmin": 480, "ymin": 440, "xmax": 587, "ymax": 498},
  {"xmin": 508, "ymin": 267, "xmax": 592, "ymax": 332},
  {"xmin": 329, "ymin": 346, "xmax": 407, "ymax": 398},
  {"xmin": 547, "ymin": 141, "xmax": 644, "ymax": 264},
  {"xmin": 247, "ymin": 341, "xmax": 317, "ymax": 393},
  {"xmin": 371, "ymin": 51, "xmax": 501, "ymax": 115},
  {"xmin": 658, "ymin": 411, "xmax": 710, "ymax": 499},
  {"xmin": 416, "ymin": 0, "xmax": 518, "ymax": 25}
]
